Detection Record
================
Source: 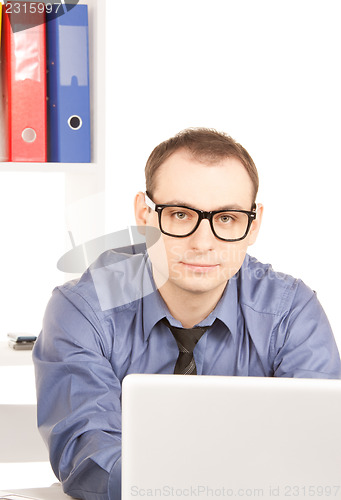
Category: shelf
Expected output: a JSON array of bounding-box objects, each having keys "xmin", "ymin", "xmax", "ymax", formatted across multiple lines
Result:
[
  {"xmin": 0, "ymin": 0, "xmax": 106, "ymax": 364},
  {"xmin": 0, "ymin": 162, "xmax": 98, "ymax": 174}
]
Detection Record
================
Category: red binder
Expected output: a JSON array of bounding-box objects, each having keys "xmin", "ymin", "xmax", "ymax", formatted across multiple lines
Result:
[{"xmin": 3, "ymin": 2, "xmax": 47, "ymax": 162}]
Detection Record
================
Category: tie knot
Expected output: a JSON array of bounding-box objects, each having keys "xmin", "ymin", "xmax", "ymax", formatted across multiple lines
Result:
[{"xmin": 162, "ymin": 318, "xmax": 207, "ymax": 354}]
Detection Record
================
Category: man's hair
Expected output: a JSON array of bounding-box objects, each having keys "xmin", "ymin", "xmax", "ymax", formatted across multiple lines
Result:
[{"xmin": 145, "ymin": 127, "xmax": 259, "ymax": 205}]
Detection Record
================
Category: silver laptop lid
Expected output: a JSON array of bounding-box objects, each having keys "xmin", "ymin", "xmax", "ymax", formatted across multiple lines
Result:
[{"xmin": 122, "ymin": 374, "xmax": 341, "ymax": 500}]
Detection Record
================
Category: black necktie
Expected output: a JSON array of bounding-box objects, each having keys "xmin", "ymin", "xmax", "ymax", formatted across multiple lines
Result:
[{"xmin": 162, "ymin": 318, "xmax": 208, "ymax": 375}]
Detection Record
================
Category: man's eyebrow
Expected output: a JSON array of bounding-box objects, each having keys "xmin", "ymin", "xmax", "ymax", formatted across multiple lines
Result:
[
  {"xmin": 212, "ymin": 203, "xmax": 246, "ymax": 211},
  {"xmin": 161, "ymin": 200, "xmax": 247, "ymax": 211}
]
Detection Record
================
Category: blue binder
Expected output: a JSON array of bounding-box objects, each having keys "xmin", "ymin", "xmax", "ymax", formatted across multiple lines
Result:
[{"xmin": 47, "ymin": 4, "xmax": 91, "ymax": 163}]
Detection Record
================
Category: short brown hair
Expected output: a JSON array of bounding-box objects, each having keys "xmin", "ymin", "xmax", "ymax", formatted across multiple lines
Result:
[{"xmin": 145, "ymin": 127, "xmax": 259, "ymax": 205}]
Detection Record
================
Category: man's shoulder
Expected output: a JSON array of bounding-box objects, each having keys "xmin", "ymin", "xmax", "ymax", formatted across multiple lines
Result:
[
  {"xmin": 238, "ymin": 254, "xmax": 314, "ymax": 316},
  {"xmin": 55, "ymin": 245, "xmax": 150, "ymax": 315},
  {"xmin": 241, "ymin": 254, "xmax": 297, "ymax": 287}
]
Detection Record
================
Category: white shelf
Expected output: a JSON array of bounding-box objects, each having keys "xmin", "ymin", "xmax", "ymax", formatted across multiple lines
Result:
[
  {"xmin": 0, "ymin": 162, "xmax": 98, "ymax": 174},
  {"xmin": 0, "ymin": 0, "xmax": 106, "ymax": 364},
  {"xmin": 0, "ymin": 0, "xmax": 106, "ymax": 209}
]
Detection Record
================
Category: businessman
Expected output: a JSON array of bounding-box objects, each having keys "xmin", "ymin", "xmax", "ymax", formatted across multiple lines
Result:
[{"xmin": 33, "ymin": 128, "xmax": 341, "ymax": 500}]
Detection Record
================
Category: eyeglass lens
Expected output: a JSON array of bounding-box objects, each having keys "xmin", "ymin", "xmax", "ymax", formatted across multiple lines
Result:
[{"xmin": 160, "ymin": 207, "xmax": 250, "ymax": 240}]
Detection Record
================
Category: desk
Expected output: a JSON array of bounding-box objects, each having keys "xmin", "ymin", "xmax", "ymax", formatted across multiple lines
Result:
[{"xmin": 0, "ymin": 483, "xmax": 75, "ymax": 499}]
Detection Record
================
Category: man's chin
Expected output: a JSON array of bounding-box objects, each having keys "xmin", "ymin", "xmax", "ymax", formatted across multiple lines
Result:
[
  {"xmin": 166, "ymin": 275, "xmax": 229, "ymax": 296},
  {"xmin": 152, "ymin": 263, "xmax": 237, "ymax": 296}
]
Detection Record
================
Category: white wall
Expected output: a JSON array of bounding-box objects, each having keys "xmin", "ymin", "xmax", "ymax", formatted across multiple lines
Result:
[
  {"xmin": 105, "ymin": 0, "xmax": 341, "ymax": 348},
  {"xmin": 0, "ymin": 173, "xmax": 65, "ymax": 340}
]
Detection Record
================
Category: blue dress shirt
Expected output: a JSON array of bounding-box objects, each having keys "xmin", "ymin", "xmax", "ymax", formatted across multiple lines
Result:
[{"xmin": 33, "ymin": 246, "xmax": 341, "ymax": 500}]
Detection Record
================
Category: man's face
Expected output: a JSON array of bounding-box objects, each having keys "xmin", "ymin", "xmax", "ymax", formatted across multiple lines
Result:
[{"xmin": 135, "ymin": 149, "xmax": 262, "ymax": 297}]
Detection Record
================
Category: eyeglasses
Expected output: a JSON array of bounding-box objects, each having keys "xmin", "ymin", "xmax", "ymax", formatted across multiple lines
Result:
[{"xmin": 145, "ymin": 192, "xmax": 257, "ymax": 242}]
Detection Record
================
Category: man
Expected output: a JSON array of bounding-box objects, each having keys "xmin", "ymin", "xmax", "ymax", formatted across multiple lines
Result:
[{"xmin": 33, "ymin": 128, "xmax": 341, "ymax": 500}]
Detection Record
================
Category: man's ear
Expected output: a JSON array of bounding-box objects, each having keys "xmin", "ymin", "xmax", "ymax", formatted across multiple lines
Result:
[
  {"xmin": 248, "ymin": 203, "xmax": 264, "ymax": 246},
  {"xmin": 134, "ymin": 192, "xmax": 149, "ymax": 234}
]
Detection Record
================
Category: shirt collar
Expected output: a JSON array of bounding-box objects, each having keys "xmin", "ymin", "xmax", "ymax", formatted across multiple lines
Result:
[
  {"xmin": 207, "ymin": 276, "xmax": 238, "ymax": 342},
  {"xmin": 142, "ymin": 268, "xmax": 239, "ymax": 343}
]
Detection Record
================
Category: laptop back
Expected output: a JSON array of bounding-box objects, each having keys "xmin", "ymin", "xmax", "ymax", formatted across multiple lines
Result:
[{"xmin": 122, "ymin": 374, "xmax": 341, "ymax": 500}]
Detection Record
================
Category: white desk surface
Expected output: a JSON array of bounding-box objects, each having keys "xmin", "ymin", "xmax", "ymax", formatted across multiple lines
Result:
[
  {"xmin": 0, "ymin": 341, "xmax": 34, "ymax": 367},
  {"xmin": 0, "ymin": 483, "xmax": 75, "ymax": 499}
]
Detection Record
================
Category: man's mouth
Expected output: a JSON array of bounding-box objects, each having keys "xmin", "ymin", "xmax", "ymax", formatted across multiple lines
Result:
[{"xmin": 180, "ymin": 262, "xmax": 220, "ymax": 273}]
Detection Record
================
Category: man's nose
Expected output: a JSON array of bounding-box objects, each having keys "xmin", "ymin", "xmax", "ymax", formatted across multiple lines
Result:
[{"xmin": 189, "ymin": 218, "xmax": 216, "ymax": 249}]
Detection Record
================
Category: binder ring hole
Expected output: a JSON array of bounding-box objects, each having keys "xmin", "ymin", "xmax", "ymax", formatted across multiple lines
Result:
[
  {"xmin": 68, "ymin": 115, "xmax": 82, "ymax": 130},
  {"xmin": 22, "ymin": 128, "xmax": 37, "ymax": 143}
]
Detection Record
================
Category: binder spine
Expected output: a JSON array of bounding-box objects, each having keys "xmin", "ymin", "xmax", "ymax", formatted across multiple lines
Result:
[
  {"xmin": 3, "ymin": 2, "xmax": 47, "ymax": 162},
  {"xmin": 0, "ymin": 2, "xmax": 9, "ymax": 162},
  {"xmin": 46, "ymin": 6, "xmax": 59, "ymax": 162},
  {"xmin": 47, "ymin": 4, "xmax": 91, "ymax": 163}
]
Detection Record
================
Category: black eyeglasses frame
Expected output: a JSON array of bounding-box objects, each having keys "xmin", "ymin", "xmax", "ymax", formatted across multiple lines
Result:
[{"xmin": 145, "ymin": 192, "xmax": 257, "ymax": 242}]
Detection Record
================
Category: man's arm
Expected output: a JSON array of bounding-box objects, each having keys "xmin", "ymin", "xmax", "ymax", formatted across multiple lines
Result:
[
  {"xmin": 272, "ymin": 280, "xmax": 341, "ymax": 378},
  {"xmin": 33, "ymin": 288, "xmax": 122, "ymax": 500}
]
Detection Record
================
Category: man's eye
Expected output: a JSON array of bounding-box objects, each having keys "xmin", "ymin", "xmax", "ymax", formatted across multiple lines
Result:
[
  {"xmin": 219, "ymin": 215, "xmax": 232, "ymax": 223},
  {"xmin": 174, "ymin": 212, "xmax": 187, "ymax": 220}
]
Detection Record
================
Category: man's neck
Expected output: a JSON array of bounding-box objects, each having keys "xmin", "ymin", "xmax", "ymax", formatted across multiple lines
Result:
[{"xmin": 157, "ymin": 280, "xmax": 227, "ymax": 328}]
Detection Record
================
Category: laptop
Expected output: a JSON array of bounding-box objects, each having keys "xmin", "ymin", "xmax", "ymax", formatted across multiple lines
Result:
[{"xmin": 122, "ymin": 374, "xmax": 341, "ymax": 500}]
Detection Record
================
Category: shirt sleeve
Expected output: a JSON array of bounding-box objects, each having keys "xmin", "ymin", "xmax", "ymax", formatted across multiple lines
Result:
[
  {"xmin": 33, "ymin": 287, "xmax": 122, "ymax": 500},
  {"xmin": 272, "ymin": 280, "xmax": 341, "ymax": 378}
]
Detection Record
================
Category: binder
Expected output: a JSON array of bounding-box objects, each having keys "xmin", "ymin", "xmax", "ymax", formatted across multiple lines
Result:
[
  {"xmin": 0, "ymin": 2, "xmax": 9, "ymax": 162},
  {"xmin": 46, "ymin": 4, "xmax": 91, "ymax": 163},
  {"xmin": 3, "ymin": 2, "xmax": 47, "ymax": 162}
]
